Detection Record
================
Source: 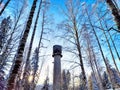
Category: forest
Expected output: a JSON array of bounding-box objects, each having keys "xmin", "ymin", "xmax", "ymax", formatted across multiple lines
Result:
[{"xmin": 0, "ymin": 0, "xmax": 120, "ymax": 90}]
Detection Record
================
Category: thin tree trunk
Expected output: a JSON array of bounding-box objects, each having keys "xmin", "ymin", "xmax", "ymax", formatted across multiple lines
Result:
[
  {"xmin": 106, "ymin": 0, "xmax": 120, "ymax": 32},
  {"xmin": 112, "ymin": 0, "xmax": 120, "ymax": 11},
  {"xmin": 98, "ymin": 17, "xmax": 119, "ymax": 73},
  {"xmin": 72, "ymin": 71, "xmax": 75, "ymax": 90},
  {"xmin": 108, "ymin": 31, "xmax": 120, "ymax": 61},
  {"xmin": 7, "ymin": 0, "xmax": 38, "ymax": 89},
  {"xmin": 30, "ymin": 48, "xmax": 39, "ymax": 90},
  {"xmin": 85, "ymin": 8, "xmax": 115, "ymax": 90},
  {"xmin": 73, "ymin": 18, "xmax": 87, "ymax": 89},
  {"xmin": 89, "ymin": 56, "xmax": 100, "ymax": 90},
  {"xmin": 0, "ymin": 0, "xmax": 3, "ymax": 5},
  {"xmin": 0, "ymin": 4, "xmax": 24, "ymax": 70},
  {"xmin": 86, "ymin": 36, "xmax": 101, "ymax": 90},
  {"xmin": 0, "ymin": 0, "xmax": 11, "ymax": 16},
  {"xmin": 32, "ymin": 5, "xmax": 48, "ymax": 87},
  {"xmin": 103, "ymin": 20, "xmax": 120, "ymax": 62},
  {"xmin": 38, "ymin": 11, "xmax": 45, "ymax": 49},
  {"xmin": 22, "ymin": 0, "xmax": 42, "ymax": 89},
  {"xmin": 33, "ymin": 58, "xmax": 45, "ymax": 88},
  {"xmin": 32, "ymin": 6, "xmax": 46, "ymax": 89},
  {"xmin": 91, "ymin": 48, "xmax": 104, "ymax": 90}
]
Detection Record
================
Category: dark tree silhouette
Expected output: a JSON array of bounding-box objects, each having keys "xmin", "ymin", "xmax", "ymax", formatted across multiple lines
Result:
[{"xmin": 7, "ymin": 0, "xmax": 38, "ymax": 89}]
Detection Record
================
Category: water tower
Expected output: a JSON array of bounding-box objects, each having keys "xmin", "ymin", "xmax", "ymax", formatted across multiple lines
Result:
[{"xmin": 52, "ymin": 45, "xmax": 62, "ymax": 90}]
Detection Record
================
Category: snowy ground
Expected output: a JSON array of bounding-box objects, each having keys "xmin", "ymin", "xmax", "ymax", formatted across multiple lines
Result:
[{"xmin": 106, "ymin": 88, "xmax": 120, "ymax": 90}]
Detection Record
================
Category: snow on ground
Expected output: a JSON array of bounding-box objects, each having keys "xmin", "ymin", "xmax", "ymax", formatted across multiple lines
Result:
[{"xmin": 106, "ymin": 88, "xmax": 120, "ymax": 90}]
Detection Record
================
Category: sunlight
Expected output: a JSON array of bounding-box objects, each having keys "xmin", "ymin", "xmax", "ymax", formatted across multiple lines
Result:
[{"xmin": 28, "ymin": 75, "xmax": 33, "ymax": 83}]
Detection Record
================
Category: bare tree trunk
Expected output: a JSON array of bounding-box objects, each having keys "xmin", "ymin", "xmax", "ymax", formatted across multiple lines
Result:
[
  {"xmin": 31, "ymin": 3, "xmax": 45, "ymax": 88},
  {"xmin": 7, "ymin": 0, "xmax": 38, "ymax": 89},
  {"xmin": 85, "ymin": 35, "xmax": 101, "ymax": 90},
  {"xmin": 0, "ymin": 3, "xmax": 24, "ymax": 70},
  {"xmin": 98, "ymin": 17, "xmax": 119, "ymax": 73},
  {"xmin": 88, "ymin": 76, "xmax": 93, "ymax": 90},
  {"xmin": 0, "ymin": 0, "xmax": 3, "ymax": 5},
  {"xmin": 22, "ymin": 0, "xmax": 42, "ymax": 89},
  {"xmin": 0, "ymin": 0, "xmax": 11, "ymax": 16},
  {"xmin": 106, "ymin": 0, "xmax": 120, "ymax": 32},
  {"xmin": 91, "ymin": 48, "xmax": 104, "ymax": 89},
  {"xmin": 112, "ymin": 0, "xmax": 120, "ymax": 11},
  {"xmin": 60, "ymin": 0, "xmax": 87, "ymax": 89},
  {"xmin": 72, "ymin": 71, "xmax": 75, "ymax": 90},
  {"xmin": 108, "ymin": 32, "xmax": 120, "ymax": 61},
  {"xmin": 85, "ymin": 7, "xmax": 115, "ymax": 90},
  {"xmin": 74, "ymin": 20, "xmax": 87, "ymax": 89},
  {"xmin": 103, "ymin": 20, "xmax": 120, "ymax": 62},
  {"xmin": 38, "ymin": 11, "xmax": 44, "ymax": 50},
  {"xmin": 108, "ymin": 31, "xmax": 120, "ymax": 61},
  {"xmin": 32, "ymin": 3, "xmax": 49, "ymax": 87}
]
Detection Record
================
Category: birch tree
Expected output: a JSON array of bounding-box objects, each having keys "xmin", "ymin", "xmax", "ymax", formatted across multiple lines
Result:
[
  {"xmin": 0, "ymin": 0, "xmax": 11, "ymax": 16},
  {"xmin": 0, "ymin": 0, "xmax": 27, "ymax": 71},
  {"xmin": 105, "ymin": 0, "xmax": 120, "ymax": 32},
  {"xmin": 102, "ymin": 71, "xmax": 111, "ymax": 89},
  {"xmin": 22, "ymin": 0, "xmax": 42, "ymax": 89},
  {"xmin": 83, "ymin": 4, "xmax": 115, "ymax": 89},
  {"xmin": 7, "ymin": 0, "xmax": 38, "ymax": 89},
  {"xmin": 83, "ymin": 29, "xmax": 102, "ymax": 90},
  {"xmin": 58, "ymin": 0, "xmax": 87, "ymax": 89}
]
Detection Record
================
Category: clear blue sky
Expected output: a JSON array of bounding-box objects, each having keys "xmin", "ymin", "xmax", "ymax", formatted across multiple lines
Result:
[
  {"xmin": 7, "ymin": 0, "xmax": 119, "ymax": 82},
  {"xmin": 1, "ymin": 0, "xmax": 120, "ymax": 86}
]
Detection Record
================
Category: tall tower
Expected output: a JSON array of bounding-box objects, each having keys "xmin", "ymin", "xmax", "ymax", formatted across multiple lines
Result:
[{"xmin": 52, "ymin": 45, "xmax": 62, "ymax": 90}]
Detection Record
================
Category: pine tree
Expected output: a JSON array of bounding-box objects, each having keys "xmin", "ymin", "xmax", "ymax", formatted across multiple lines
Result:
[
  {"xmin": 62, "ymin": 70, "xmax": 71, "ymax": 90},
  {"xmin": 66, "ymin": 70, "xmax": 71, "ymax": 89},
  {"xmin": 0, "ymin": 70, "xmax": 6, "ymax": 89},
  {"xmin": 102, "ymin": 71, "xmax": 111, "ymax": 89},
  {"xmin": 62, "ymin": 70, "xmax": 67, "ymax": 90},
  {"xmin": 42, "ymin": 77, "xmax": 49, "ymax": 90},
  {"xmin": 105, "ymin": 58, "xmax": 120, "ymax": 89},
  {"xmin": 0, "ymin": 16, "xmax": 12, "ymax": 70},
  {"xmin": 111, "ymin": 68, "xmax": 120, "ymax": 88},
  {"xmin": 31, "ymin": 48, "xmax": 39, "ymax": 81},
  {"xmin": 0, "ymin": 16, "xmax": 11, "ymax": 53},
  {"xmin": 79, "ymin": 72, "xmax": 87, "ymax": 90},
  {"xmin": 91, "ymin": 72, "xmax": 100, "ymax": 90}
]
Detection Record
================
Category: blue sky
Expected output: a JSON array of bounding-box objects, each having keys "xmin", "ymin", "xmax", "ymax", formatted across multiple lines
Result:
[
  {"xmin": 27, "ymin": 0, "xmax": 120, "ymax": 85},
  {"xmin": 1, "ymin": 0, "xmax": 120, "ymax": 85}
]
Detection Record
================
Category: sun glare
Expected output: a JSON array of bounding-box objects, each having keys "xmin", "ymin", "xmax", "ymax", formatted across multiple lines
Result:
[{"xmin": 28, "ymin": 75, "xmax": 33, "ymax": 83}]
